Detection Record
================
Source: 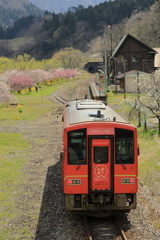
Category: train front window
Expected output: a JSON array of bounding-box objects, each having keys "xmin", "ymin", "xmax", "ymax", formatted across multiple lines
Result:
[
  {"xmin": 68, "ymin": 129, "xmax": 86, "ymax": 165},
  {"xmin": 115, "ymin": 129, "xmax": 134, "ymax": 164},
  {"xmin": 94, "ymin": 146, "xmax": 108, "ymax": 163}
]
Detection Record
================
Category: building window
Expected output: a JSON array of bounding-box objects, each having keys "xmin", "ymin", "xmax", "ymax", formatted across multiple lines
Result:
[{"xmin": 132, "ymin": 55, "xmax": 138, "ymax": 62}]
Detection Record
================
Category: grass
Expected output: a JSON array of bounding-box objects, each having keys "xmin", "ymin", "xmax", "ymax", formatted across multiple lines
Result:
[
  {"xmin": 109, "ymin": 89, "xmax": 160, "ymax": 229},
  {"xmin": 0, "ymin": 132, "xmax": 31, "ymax": 240},
  {"xmin": 107, "ymin": 91, "xmax": 125, "ymax": 105},
  {"xmin": 0, "ymin": 75, "xmax": 83, "ymax": 239},
  {"xmin": 0, "ymin": 86, "xmax": 57, "ymax": 121},
  {"xmin": 0, "ymin": 78, "xmax": 160, "ymax": 238},
  {"xmin": 138, "ymin": 130, "xmax": 160, "ymax": 229},
  {"xmin": 108, "ymin": 88, "xmax": 160, "ymax": 186},
  {"xmin": 0, "ymin": 79, "xmax": 80, "ymax": 121},
  {"xmin": 138, "ymin": 131, "xmax": 160, "ymax": 184},
  {"xmin": 0, "ymin": 82, "xmax": 58, "ymax": 239},
  {"xmin": 0, "ymin": 132, "xmax": 31, "ymax": 188}
]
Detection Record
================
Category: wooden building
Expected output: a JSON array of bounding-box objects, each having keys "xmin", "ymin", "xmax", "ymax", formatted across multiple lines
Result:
[
  {"xmin": 111, "ymin": 34, "xmax": 157, "ymax": 76},
  {"xmin": 116, "ymin": 70, "xmax": 150, "ymax": 93}
]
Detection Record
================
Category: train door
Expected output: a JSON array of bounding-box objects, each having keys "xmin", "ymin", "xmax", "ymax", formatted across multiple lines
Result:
[{"xmin": 90, "ymin": 139, "xmax": 111, "ymax": 191}]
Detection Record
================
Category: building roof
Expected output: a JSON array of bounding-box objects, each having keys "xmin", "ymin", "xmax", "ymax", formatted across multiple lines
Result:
[
  {"xmin": 112, "ymin": 33, "xmax": 157, "ymax": 57},
  {"xmin": 116, "ymin": 70, "xmax": 150, "ymax": 79}
]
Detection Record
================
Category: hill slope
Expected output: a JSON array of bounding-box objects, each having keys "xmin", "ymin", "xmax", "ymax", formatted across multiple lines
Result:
[
  {"xmin": 28, "ymin": 0, "xmax": 106, "ymax": 13},
  {"xmin": 0, "ymin": 0, "xmax": 43, "ymax": 27},
  {"xmin": 0, "ymin": 0, "xmax": 159, "ymax": 61}
]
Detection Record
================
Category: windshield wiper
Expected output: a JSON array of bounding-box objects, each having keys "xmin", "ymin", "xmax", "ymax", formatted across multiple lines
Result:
[{"xmin": 118, "ymin": 159, "xmax": 126, "ymax": 169}]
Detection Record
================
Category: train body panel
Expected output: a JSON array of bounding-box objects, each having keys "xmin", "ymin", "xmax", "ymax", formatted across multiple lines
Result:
[
  {"xmin": 63, "ymin": 164, "xmax": 88, "ymax": 194},
  {"xmin": 61, "ymin": 99, "xmax": 138, "ymax": 217}
]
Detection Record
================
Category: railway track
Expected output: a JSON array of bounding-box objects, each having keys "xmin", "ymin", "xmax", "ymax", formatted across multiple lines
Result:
[
  {"xmin": 84, "ymin": 215, "xmax": 130, "ymax": 240},
  {"xmin": 71, "ymin": 78, "xmax": 92, "ymax": 100},
  {"xmin": 53, "ymin": 77, "xmax": 105, "ymax": 104}
]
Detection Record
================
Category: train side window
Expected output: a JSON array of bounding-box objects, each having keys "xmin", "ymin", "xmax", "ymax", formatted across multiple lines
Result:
[
  {"xmin": 115, "ymin": 129, "xmax": 134, "ymax": 164},
  {"xmin": 94, "ymin": 146, "xmax": 108, "ymax": 164},
  {"xmin": 68, "ymin": 129, "xmax": 86, "ymax": 165}
]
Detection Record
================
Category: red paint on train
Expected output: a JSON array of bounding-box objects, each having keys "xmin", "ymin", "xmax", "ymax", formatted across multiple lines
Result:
[{"xmin": 60, "ymin": 99, "xmax": 138, "ymax": 217}]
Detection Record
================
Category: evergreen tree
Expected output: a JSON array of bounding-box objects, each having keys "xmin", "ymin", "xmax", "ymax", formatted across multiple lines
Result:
[
  {"xmin": 75, "ymin": 5, "xmax": 87, "ymax": 21},
  {"xmin": 52, "ymin": 13, "xmax": 60, "ymax": 32},
  {"xmin": 63, "ymin": 11, "xmax": 77, "ymax": 34},
  {"xmin": 0, "ymin": 26, "xmax": 4, "ymax": 39},
  {"xmin": 87, "ymin": 6, "xmax": 98, "ymax": 29},
  {"xmin": 5, "ymin": 27, "xmax": 15, "ymax": 39}
]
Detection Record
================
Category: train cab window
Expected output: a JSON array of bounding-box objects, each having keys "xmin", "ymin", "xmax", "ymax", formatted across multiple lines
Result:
[
  {"xmin": 68, "ymin": 129, "xmax": 86, "ymax": 165},
  {"xmin": 94, "ymin": 146, "xmax": 108, "ymax": 164},
  {"xmin": 115, "ymin": 129, "xmax": 134, "ymax": 164}
]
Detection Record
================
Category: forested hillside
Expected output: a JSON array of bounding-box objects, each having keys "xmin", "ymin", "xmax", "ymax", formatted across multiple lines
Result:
[
  {"xmin": 74, "ymin": 0, "xmax": 156, "ymax": 26},
  {"xmin": 29, "ymin": 0, "xmax": 106, "ymax": 13},
  {"xmin": 0, "ymin": 0, "xmax": 159, "ymax": 60},
  {"xmin": 0, "ymin": 0, "xmax": 43, "ymax": 27}
]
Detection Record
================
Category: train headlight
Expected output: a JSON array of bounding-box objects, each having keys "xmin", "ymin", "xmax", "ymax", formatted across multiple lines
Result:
[
  {"xmin": 121, "ymin": 178, "xmax": 135, "ymax": 184},
  {"xmin": 67, "ymin": 179, "xmax": 81, "ymax": 185}
]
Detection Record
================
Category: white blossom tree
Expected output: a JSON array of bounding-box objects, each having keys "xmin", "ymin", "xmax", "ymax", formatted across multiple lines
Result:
[
  {"xmin": 139, "ymin": 70, "xmax": 160, "ymax": 136},
  {"xmin": 0, "ymin": 81, "xmax": 14, "ymax": 104},
  {"xmin": 124, "ymin": 70, "xmax": 160, "ymax": 136}
]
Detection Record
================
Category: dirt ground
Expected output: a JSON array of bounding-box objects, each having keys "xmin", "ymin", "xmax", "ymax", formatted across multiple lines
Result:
[{"xmin": 1, "ymin": 78, "xmax": 160, "ymax": 239}]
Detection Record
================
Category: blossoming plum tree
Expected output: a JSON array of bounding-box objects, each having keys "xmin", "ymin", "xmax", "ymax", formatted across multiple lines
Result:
[
  {"xmin": 0, "ymin": 81, "xmax": 14, "ymax": 104},
  {"xmin": 139, "ymin": 70, "xmax": 160, "ymax": 136},
  {"xmin": 125, "ymin": 70, "xmax": 160, "ymax": 136},
  {"xmin": 9, "ymin": 74, "xmax": 34, "ymax": 93}
]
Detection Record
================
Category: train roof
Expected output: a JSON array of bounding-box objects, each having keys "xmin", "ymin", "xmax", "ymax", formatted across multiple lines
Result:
[{"xmin": 63, "ymin": 99, "xmax": 131, "ymax": 128}]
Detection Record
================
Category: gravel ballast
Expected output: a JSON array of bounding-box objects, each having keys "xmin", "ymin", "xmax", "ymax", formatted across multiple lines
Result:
[{"xmin": 1, "ymin": 79, "xmax": 160, "ymax": 239}]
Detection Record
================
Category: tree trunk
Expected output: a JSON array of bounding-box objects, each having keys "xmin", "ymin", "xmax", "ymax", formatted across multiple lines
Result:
[{"xmin": 143, "ymin": 115, "xmax": 147, "ymax": 133}]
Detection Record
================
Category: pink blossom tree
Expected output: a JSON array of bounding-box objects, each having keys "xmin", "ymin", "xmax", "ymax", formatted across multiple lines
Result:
[
  {"xmin": 9, "ymin": 74, "xmax": 34, "ymax": 93},
  {"xmin": 0, "ymin": 82, "xmax": 14, "ymax": 103},
  {"xmin": 51, "ymin": 69, "xmax": 77, "ymax": 79},
  {"xmin": 24, "ymin": 69, "xmax": 52, "ymax": 84}
]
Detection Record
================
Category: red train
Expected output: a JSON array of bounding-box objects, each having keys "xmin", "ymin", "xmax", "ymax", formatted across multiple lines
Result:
[{"xmin": 60, "ymin": 99, "xmax": 138, "ymax": 217}]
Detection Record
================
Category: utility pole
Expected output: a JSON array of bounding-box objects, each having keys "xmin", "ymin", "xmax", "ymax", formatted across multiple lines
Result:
[
  {"xmin": 114, "ymin": 58, "xmax": 117, "ymax": 95},
  {"xmin": 108, "ymin": 25, "xmax": 113, "ymax": 83},
  {"xmin": 122, "ymin": 60, "xmax": 127, "ymax": 99},
  {"xmin": 136, "ymin": 71, "xmax": 141, "ymax": 127},
  {"xmin": 108, "ymin": 25, "xmax": 112, "ymax": 56},
  {"xmin": 104, "ymin": 28, "xmax": 108, "ymax": 90}
]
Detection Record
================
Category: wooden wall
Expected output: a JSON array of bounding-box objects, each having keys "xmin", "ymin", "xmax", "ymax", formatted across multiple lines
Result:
[{"xmin": 114, "ymin": 35, "xmax": 155, "ymax": 75}]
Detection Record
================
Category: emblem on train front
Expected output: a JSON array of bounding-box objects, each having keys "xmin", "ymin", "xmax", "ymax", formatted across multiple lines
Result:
[{"xmin": 94, "ymin": 165, "xmax": 108, "ymax": 179}]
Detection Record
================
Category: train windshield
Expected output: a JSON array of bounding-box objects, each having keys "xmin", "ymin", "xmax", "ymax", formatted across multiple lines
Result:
[
  {"xmin": 68, "ymin": 129, "xmax": 86, "ymax": 165},
  {"xmin": 115, "ymin": 128, "xmax": 134, "ymax": 164},
  {"xmin": 94, "ymin": 146, "xmax": 108, "ymax": 164}
]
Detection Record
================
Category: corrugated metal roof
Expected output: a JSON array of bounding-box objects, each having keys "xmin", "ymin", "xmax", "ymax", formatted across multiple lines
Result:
[
  {"xmin": 66, "ymin": 100, "xmax": 129, "ymax": 125},
  {"xmin": 116, "ymin": 70, "xmax": 150, "ymax": 79}
]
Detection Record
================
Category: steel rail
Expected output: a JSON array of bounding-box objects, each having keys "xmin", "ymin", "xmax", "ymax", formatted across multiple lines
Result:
[
  {"xmin": 115, "ymin": 215, "xmax": 128, "ymax": 240},
  {"xmin": 84, "ymin": 216, "xmax": 93, "ymax": 240}
]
